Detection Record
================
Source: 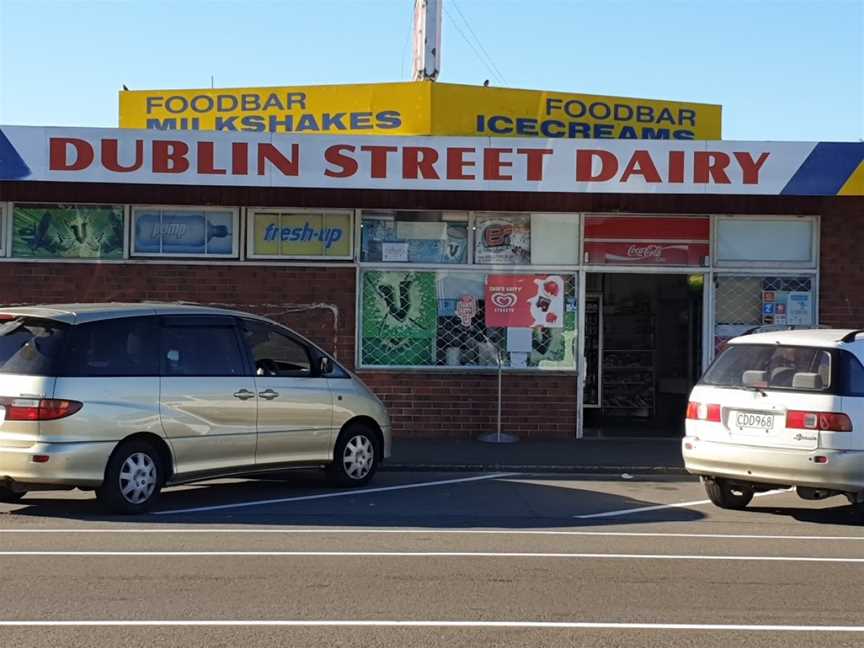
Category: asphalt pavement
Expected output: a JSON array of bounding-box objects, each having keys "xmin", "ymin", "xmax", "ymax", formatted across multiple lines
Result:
[{"xmin": 2, "ymin": 469, "xmax": 864, "ymax": 647}]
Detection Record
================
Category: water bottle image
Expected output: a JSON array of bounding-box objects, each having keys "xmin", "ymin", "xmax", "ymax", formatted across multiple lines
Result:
[{"xmin": 134, "ymin": 211, "xmax": 232, "ymax": 255}]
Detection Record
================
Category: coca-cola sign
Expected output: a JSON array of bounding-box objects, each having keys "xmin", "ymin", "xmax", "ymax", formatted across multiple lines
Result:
[{"xmin": 585, "ymin": 241, "xmax": 709, "ymax": 266}]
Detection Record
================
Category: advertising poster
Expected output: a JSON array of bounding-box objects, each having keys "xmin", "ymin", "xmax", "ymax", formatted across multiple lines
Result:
[
  {"xmin": 485, "ymin": 275, "xmax": 564, "ymax": 328},
  {"xmin": 252, "ymin": 212, "xmax": 351, "ymax": 258},
  {"xmin": 475, "ymin": 215, "xmax": 531, "ymax": 265},
  {"xmin": 134, "ymin": 209, "xmax": 234, "ymax": 256},
  {"xmin": 12, "ymin": 204, "xmax": 124, "ymax": 259},
  {"xmin": 361, "ymin": 217, "xmax": 468, "ymax": 264},
  {"xmin": 761, "ymin": 283, "xmax": 812, "ymax": 326},
  {"xmin": 361, "ymin": 271, "xmax": 438, "ymax": 365}
]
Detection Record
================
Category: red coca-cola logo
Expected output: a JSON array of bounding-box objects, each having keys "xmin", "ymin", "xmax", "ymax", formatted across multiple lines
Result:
[{"xmin": 626, "ymin": 244, "xmax": 663, "ymax": 259}]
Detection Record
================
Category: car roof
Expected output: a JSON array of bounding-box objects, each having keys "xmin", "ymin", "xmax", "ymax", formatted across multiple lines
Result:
[
  {"xmin": 730, "ymin": 328, "xmax": 864, "ymax": 350},
  {"xmin": 0, "ymin": 302, "xmax": 255, "ymax": 325}
]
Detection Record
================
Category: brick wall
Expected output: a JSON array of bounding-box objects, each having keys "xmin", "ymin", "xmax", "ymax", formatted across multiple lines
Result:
[{"xmin": 819, "ymin": 208, "xmax": 864, "ymax": 328}]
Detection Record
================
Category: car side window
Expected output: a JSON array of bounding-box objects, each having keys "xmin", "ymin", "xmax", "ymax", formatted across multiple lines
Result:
[
  {"xmin": 160, "ymin": 319, "xmax": 245, "ymax": 377},
  {"xmin": 241, "ymin": 319, "xmax": 312, "ymax": 377},
  {"xmin": 62, "ymin": 316, "xmax": 159, "ymax": 377}
]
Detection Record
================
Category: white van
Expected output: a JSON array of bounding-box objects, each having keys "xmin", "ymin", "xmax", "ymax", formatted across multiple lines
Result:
[{"xmin": 683, "ymin": 328, "xmax": 864, "ymax": 511}]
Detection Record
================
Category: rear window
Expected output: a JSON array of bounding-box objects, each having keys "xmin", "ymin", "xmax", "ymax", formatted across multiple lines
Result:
[
  {"xmin": 0, "ymin": 317, "xmax": 68, "ymax": 375},
  {"xmin": 701, "ymin": 344, "xmax": 832, "ymax": 392}
]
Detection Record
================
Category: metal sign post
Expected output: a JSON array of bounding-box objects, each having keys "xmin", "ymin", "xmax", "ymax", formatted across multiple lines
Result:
[{"xmin": 478, "ymin": 342, "xmax": 519, "ymax": 444}]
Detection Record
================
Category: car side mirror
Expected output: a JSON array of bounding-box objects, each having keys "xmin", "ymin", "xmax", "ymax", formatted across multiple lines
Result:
[{"xmin": 319, "ymin": 356, "xmax": 332, "ymax": 375}]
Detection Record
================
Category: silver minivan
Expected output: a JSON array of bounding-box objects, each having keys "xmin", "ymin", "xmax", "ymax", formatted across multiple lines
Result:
[{"xmin": 0, "ymin": 303, "xmax": 391, "ymax": 513}]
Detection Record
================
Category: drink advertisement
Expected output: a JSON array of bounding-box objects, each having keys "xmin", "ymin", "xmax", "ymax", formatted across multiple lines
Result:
[
  {"xmin": 361, "ymin": 217, "xmax": 468, "ymax": 264},
  {"xmin": 583, "ymin": 241, "xmax": 709, "ymax": 266},
  {"xmin": 361, "ymin": 271, "xmax": 438, "ymax": 365},
  {"xmin": 12, "ymin": 204, "xmax": 124, "ymax": 259},
  {"xmin": 485, "ymin": 274, "xmax": 564, "ymax": 328},
  {"xmin": 133, "ymin": 209, "xmax": 235, "ymax": 256},
  {"xmin": 474, "ymin": 215, "xmax": 530, "ymax": 265},
  {"xmin": 251, "ymin": 211, "xmax": 351, "ymax": 258}
]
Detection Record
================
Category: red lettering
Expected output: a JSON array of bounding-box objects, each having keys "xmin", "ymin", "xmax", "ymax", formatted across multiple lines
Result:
[
  {"xmin": 257, "ymin": 143, "xmax": 299, "ymax": 176},
  {"xmin": 619, "ymin": 150, "xmax": 662, "ymax": 183},
  {"xmin": 197, "ymin": 142, "xmax": 226, "ymax": 175},
  {"xmin": 324, "ymin": 145, "xmax": 358, "ymax": 178},
  {"xmin": 694, "ymin": 151, "xmax": 731, "ymax": 184},
  {"xmin": 359, "ymin": 145, "xmax": 397, "ymax": 178},
  {"xmin": 516, "ymin": 148, "xmax": 552, "ymax": 181},
  {"xmin": 49, "ymin": 137, "xmax": 94, "ymax": 171},
  {"xmin": 152, "ymin": 140, "xmax": 190, "ymax": 174},
  {"xmin": 402, "ymin": 147, "xmax": 440, "ymax": 179},
  {"xmin": 232, "ymin": 142, "xmax": 248, "ymax": 175},
  {"xmin": 446, "ymin": 147, "xmax": 476, "ymax": 180},
  {"xmin": 734, "ymin": 152, "xmax": 770, "ymax": 184},
  {"xmin": 576, "ymin": 149, "xmax": 618, "ymax": 182},
  {"xmin": 667, "ymin": 151, "xmax": 685, "ymax": 183},
  {"xmin": 100, "ymin": 139, "xmax": 142, "ymax": 173},
  {"xmin": 483, "ymin": 148, "xmax": 512, "ymax": 181}
]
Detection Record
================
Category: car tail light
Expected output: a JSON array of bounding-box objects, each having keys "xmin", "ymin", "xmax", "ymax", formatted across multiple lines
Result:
[
  {"xmin": 786, "ymin": 410, "xmax": 853, "ymax": 432},
  {"xmin": 0, "ymin": 398, "xmax": 83, "ymax": 421},
  {"xmin": 686, "ymin": 401, "xmax": 721, "ymax": 422}
]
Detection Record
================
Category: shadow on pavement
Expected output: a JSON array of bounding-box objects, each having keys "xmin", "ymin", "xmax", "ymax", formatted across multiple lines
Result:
[
  {"xmin": 746, "ymin": 503, "xmax": 864, "ymax": 526},
  {"xmin": 2, "ymin": 471, "xmax": 712, "ymax": 528}
]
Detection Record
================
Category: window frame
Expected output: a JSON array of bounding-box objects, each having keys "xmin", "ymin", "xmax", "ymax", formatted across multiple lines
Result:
[
  {"xmin": 238, "ymin": 317, "xmax": 317, "ymax": 378},
  {"xmin": 158, "ymin": 315, "xmax": 250, "ymax": 378},
  {"xmin": 712, "ymin": 215, "xmax": 819, "ymax": 269},
  {"xmin": 246, "ymin": 207, "xmax": 354, "ymax": 261},
  {"xmin": 130, "ymin": 205, "xmax": 241, "ymax": 259}
]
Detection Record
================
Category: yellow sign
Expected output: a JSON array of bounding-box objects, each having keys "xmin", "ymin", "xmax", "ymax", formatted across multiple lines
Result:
[
  {"xmin": 250, "ymin": 211, "xmax": 352, "ymax": 258},
  {"xmin": 120, "ymin": 82, "xmax": 721, "ymax": 140}
]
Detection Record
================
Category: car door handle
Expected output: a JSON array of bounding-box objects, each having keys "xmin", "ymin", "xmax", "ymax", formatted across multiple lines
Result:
[
  {"xmin": 233, "ymin": 389, "xmax": 256, "ymax": 400},
  {"xmin": 258, "ymin": 389, "xmax": 279, "ymax": 400}
]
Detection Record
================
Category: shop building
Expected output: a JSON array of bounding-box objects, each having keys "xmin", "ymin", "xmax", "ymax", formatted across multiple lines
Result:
[{"xmin": 0, "ymin": 126, "xmax": 862, "ymax": 440}]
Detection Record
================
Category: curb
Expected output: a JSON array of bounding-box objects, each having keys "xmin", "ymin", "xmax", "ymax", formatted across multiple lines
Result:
[{"xmin": 381, "ymin": 463, "xmax": 688, "ymax": 475}]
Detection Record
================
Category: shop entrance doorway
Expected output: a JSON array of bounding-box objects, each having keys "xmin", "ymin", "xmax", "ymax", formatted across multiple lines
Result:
[{"xmin": 583, "ymin": 273, "xmax": 704, "ymax": 438}]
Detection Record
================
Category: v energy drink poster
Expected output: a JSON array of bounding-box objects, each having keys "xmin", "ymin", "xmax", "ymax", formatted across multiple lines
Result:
[
  {"xmin": 361, "ymin": 271, "xmax": 437, "ymax": 366},
  {"xmin": 12, "ymin": 204, "xmax": 124, "ymax": 259}
]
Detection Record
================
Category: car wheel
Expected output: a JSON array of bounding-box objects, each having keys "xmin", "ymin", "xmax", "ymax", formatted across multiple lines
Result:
[
  {"xmin": 702, "ymin": 477, "xmax": 754, "ymax": 510},
  {"xmin": 0, "ymin": 486, "xmax": 25, "ymax": 503},
  {"xmin": 96, "ymin": 440, "xmax": 163, "ymax": 514},
  {"xmin": 327, "ymin": 424, "xmax": 380, "ymax": 487}
]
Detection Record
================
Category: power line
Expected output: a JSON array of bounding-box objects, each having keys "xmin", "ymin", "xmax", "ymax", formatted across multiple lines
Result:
[
  {"xmin": 450, "ymin": 0, "xmax": 507, "ymax": 85},
  {"xmin": 443, "ymin": 4, "xmax": 504, "ymax": 85}
]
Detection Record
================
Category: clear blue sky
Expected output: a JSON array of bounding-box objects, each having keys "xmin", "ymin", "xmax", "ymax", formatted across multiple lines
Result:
[{"xmin": 0, "ymin": 0, "xmax": 861, "ymax": 141}]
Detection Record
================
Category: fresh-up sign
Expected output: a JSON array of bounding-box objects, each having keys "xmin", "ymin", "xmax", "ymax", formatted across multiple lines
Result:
[{"xmin": 251, "ymin": 211, "xmax": 352, "ymax": 258}]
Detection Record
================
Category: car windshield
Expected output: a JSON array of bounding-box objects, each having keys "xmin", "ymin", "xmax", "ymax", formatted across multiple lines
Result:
[
  {"xmin": 0, "ymin": 316, "xmax": 68, "ymax": 375},
  {"xmin": 700, "ymin": 344, "xmax": 831, "ymax": 391}
]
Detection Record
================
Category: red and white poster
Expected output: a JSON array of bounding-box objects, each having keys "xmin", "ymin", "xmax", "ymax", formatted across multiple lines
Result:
[
  {"xmin": 485, "ymin": 275, "xmax": 564, "ymax": 328},
  {"xmin": 583, "ymin": 215, "xmax": 710, "ymax": 266}
]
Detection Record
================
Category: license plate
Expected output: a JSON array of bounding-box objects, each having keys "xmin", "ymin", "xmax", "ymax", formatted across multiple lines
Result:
[{"xmin": 734, "ymin": 411, "xmax": 774, "ymax": 434}]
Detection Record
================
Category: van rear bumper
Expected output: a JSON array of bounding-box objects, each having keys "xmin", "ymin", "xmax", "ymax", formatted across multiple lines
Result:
[
  {"xmin": 0, "ymin": 441, "xmax": 115, "ymax": 489},
  {"xmin": 682, "ymin": 437, "xmax": 864, "ymax": 493}
]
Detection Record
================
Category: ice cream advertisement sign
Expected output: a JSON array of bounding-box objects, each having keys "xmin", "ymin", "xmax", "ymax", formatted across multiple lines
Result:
[{"xmin": 485, "ymin": 275, "xmax": 564, "ymax": 328}]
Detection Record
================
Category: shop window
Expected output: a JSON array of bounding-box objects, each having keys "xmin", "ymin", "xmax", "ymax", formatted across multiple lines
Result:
[
  {"xmin": 474, "ymin": 213, "xmax": 531, "ymax": 264},
  {"xmin": 359, "ymin": 270, "xmax": 577, "ymax": 370},
  {"xmin": 714, "ymin": 275, "xmax": 815, "ymax": 354},
  {"xmin": 0, "ymin": 203, "xmax": 5, "ymax": 257},
  {"xmin": 583, "ymin": 215, "xmax": 710, "ymax": 266},
  {"xmin": 716, "ymin": 217, "xmax": 815, "ymax": 266},
  {"xmin": 530, "ymin": 213, "xmax": 581, "ymax": 265},
  {"xmin": 132, "ymin": 207, "xmax": 239, "ymax": 258},
  {"xmin": 12, "ymin": 203, "xmax": 125, "ymax": 259},
  {"xmin": 360, "ymin": 211, "xmax": 468, "ymax": 264},
  {"xmin": 248, "ymin": 209, "xmax": 352, "ymax": 259}
]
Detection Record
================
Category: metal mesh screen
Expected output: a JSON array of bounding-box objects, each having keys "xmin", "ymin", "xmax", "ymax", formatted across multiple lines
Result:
[
  {"xmin": 360, "ymin": 270, "xmax": 578, "ymax": 369},
  {"xmin": 714, "ymin": 275, "xmax": 815, "ymax": 354}
]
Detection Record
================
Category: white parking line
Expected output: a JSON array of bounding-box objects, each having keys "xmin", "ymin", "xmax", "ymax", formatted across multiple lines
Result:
[
  {"xmin": 2, "ymin": 550, "xmax": 864, "ymax": 562},
  {"xmin": 154, "ymin": 472, "xmax": 517, "ymax": 515},
  {"xmin": 574, "ymin": 489, "xmax": 789, "ymax": 519},
  {"xmin": 1, "ymin": 529, "xmax": 863, "ymax": 541},
  {"xmin": 0, "ymin": 619, "xmax": 862, "ymax": 631}
]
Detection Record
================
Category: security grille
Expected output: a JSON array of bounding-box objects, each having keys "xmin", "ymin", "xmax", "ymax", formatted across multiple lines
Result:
[
  {"xmin": 713, "ymin": 275, "xmax": 815, "ymax": 354},
  {"xmin": 359, "ymin": 270, "xmax": 578, "ymax": 369}
]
